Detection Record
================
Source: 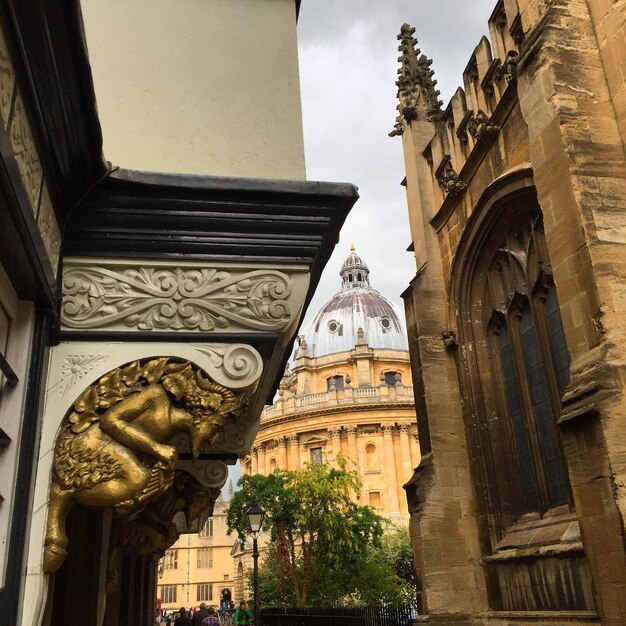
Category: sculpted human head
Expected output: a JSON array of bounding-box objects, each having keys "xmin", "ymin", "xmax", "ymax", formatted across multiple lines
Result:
[{"xmin": 162, "ymin": 366, "xmax": 246, "ymax": 459}]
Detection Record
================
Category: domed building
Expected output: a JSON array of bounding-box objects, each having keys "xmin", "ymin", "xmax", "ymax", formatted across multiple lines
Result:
[{"xmin": 241, "ymin": 248, "xmax": 419, "ymax": 522}]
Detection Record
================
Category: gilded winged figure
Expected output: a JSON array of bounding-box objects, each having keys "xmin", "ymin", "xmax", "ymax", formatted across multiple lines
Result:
[{"xmin": 44, "ymin": 357, "xmax": 246, "ymax": 573}]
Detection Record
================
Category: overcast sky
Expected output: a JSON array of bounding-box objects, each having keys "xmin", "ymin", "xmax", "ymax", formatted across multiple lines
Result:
[
  {"xmin": 226, "ymin": 0, "xmax": 498, "ymax": 489},
  {"xmin": 296, "ymin": 0, "xmax": 496, "ymax": 327}
]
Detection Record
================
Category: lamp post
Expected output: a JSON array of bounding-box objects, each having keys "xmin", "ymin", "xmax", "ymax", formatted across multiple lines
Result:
[{"xmin": 246, "ymin": 500, "xmax": 266, "ymax": 626}]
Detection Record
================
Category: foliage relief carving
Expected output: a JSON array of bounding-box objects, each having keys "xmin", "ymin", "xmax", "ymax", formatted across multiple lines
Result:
[{"xmin": 61, "ymin": 266, "xmax": 293, "ymax": 331}]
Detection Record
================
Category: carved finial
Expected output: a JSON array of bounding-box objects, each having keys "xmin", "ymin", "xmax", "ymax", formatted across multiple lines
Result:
[
  {"xmin": 390, "ymin": 23, "xmax": 443, "ymax": 136},
  {"xmin": 297, "ymin": 336, "xmax": 308, "ymax": 357},
  {"xmin": 350, "ymin": 243, "xmax": 355, "ymax": 253},
  {"xmin": 356, "ymin": 326, "xmax": 367, "ymax": 345}
]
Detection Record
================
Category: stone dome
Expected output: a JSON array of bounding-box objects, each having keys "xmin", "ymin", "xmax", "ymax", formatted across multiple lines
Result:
[{"xmin": 296, "ymin": 247, "xmax": 408, "ymax": 357}]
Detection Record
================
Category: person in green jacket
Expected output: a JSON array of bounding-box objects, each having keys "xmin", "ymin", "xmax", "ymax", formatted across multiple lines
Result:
[{"xmin": 233, "ymin": 601, "xmax": 253, "ymax": 626}]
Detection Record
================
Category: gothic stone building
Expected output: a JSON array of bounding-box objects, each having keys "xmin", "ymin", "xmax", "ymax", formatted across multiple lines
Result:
[{"xmin": 392, "ymin": 0, "xmax": 626, "ymax": 624}]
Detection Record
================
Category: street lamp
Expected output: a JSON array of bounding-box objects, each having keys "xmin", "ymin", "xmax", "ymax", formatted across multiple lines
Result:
[{"xmin": 246, "ymin": 501, "xmax": 266, "ymax": 626}]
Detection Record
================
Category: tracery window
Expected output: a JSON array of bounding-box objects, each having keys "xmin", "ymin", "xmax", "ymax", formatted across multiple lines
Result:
[
  {"xmin": 482, "ymin": 214, "xmax": 570, "ymax": 515},
  {"xmin": 200, "ymin": 518, "xmax": 213, "ymax": 538},
  {"xmin": 197, "ymin": 583, "xmax": 212, "ymax": 602},
  {"xmin": 310, "ymin": 447, "xmax": 323, "ymax": 464},
  {"xmin": 384, "ymin": 371, "xmax": 400, "ymax": 386},
  {"xmin": 163, "ymin": 549, "xmax": 178, "ymax": 570},
  {"xmin": 197, "ymin": 548, "xmax": 213, "ymax": 568},
  {"xmin": 160, "ymin": 585, "xmax": 177, "ymax": 604}
]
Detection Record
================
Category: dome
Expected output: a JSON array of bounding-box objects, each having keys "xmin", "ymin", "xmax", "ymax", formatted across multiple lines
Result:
[{"xmin": 297, "ymin": 247, "xmax": 408, "ymax": 357}]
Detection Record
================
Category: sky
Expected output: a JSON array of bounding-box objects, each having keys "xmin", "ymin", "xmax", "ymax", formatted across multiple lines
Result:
[
  {"xmin": 296, "ymin": 0, "xmax": 496, "ymax": 326},
  {"xmin": 227, "ymin": 0, "xmax": 497, "ymax": 489}
]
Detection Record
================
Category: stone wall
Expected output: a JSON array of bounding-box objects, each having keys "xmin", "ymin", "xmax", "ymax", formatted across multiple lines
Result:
[{"xmin": 394, "ymin": 0, "xmax": 626, "ymax": 623}]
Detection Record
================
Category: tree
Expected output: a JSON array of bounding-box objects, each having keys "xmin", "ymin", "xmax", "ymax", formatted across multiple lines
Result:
[
  {"xmin": 227, "ymin": 457, "xmax": 386, "ymax": 607},
  {"xmin": 360, "ymin": 526, "xmax": 418, "ymax": 607}
]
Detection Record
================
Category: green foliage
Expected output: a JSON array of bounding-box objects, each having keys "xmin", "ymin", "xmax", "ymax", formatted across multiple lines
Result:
[
  {"xmin": 361, "ymin": 526, "xmax": 418, "ymax": 607},
  {"xmin": 227, "ymin": 457, "xmax": 398, "ymax": 607}
]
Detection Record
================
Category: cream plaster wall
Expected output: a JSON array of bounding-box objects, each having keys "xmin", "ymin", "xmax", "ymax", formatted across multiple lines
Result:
[
  {"xmin": 159, "ymin": 499, "xmax": 238, "ymax": 612},
  {"xmin": 80, "ymin": 0, "xmax": 306, "ymax": 180}
]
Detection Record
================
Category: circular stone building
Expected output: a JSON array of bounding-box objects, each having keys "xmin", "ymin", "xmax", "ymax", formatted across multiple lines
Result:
[{"xmin": 242, "ymin": 248, "xmax": 420, "ymax": 522}]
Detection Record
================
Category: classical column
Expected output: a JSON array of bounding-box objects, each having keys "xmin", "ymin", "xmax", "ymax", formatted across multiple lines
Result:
[
  {"xmin": 288, "ymin": 434, "xmax": 300, "ymax": 470},
  {"xmin": 277, "ymin": 436, "xmax": 288, "ymax": 469},
  {"xmin": 251, "ymin": 445, "xmax": 259, "ymax": 474},
  {"xmin": 257, "ymin": 443, "xmax": 266, "ymax": 475},
  {"xmin": 343, "ymin": 425, "xmax": 361, "ymax": 499},
  {"xmin": 345, "ymin": 425, "xmax": 358, "ymax": 468},
  {"xmin": 381, "ymin": 424, "xmax": 401, "ymax": 520},
  {"xmin": 327, "ymin": 427, "xmax": 342, "ymax": 465}
]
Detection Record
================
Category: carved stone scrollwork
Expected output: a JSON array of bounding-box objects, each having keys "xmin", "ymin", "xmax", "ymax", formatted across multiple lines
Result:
[
  {"xmin": 287, "ymin": 434, "xmax": 299, "ymax": 445},
  {"xmin": 398, "ymin": 423, "xmax": 412, "ymax": 434},
  {"xmin": 43, "ymin": 357, "xmax": 247, "ymax": 574},
  {"xmin": 328, "ymin": 427, "xmax": 342, "ymax": 440},
  {"xmin": 345, "ymin": 425, "xmax": 358, "ymax": 437},
  {"xmin": 37, "ymin": 184, "xmax": 61, "ymax": 271},
  {"xmin": 176, "ymin": 459, "xmax": 229, "ymax": 490},
  {"xmin": 277, "ymin": 436, "xmax": 288, "ymax": 448},
  {"xmin": 467, "ymin": 110, "xmax": 500, "ymax": 143},
  {"xmin": 10, "ymin": 94, "xmax": 42, "ymax": 214},
  {"xmin": 58, "ymin": 354, "xmax": 108, "ymax": 396},
  {"xmin": 61, "ymin": 262, "xmax": 295, "ymax": 332},
  {"xmin": 381, "ymin": 424, "xmax": 396, "ymax": 435}
]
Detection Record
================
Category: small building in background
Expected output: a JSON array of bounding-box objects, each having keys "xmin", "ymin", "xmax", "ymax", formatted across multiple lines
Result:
[
  {"xmin": 235, "ymin": 248, "xmax": 420, "ymax": 597},
  {"xmin": 158, "ymin": 484, "xmax": 238, "ymax": 615},
  {"xmin": 242, "ymin": 248, "xmax": 419, "ymax": 519}
]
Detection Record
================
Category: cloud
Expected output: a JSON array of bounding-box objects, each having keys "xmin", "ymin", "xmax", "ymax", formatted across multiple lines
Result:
[{"xmin": 294, "ymin": 0, "xmax": 495, "ymax": 326}]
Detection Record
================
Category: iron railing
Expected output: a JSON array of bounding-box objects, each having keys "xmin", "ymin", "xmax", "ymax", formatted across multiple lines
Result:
[{"xmin": 260, "ymin": 605, "xmax": 416, "ymax": 626}]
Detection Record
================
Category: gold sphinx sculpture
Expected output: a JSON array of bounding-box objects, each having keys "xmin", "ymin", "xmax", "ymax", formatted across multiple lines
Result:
[{"xmin": 44, "ymin": 357, "xmax": 246, "ymax": 573}]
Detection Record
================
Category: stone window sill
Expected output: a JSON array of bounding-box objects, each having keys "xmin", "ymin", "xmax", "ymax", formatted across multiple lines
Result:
[
  {"xmin": 485, "ymin": 505, "xmax": 583, "ymax": 562},
  {"xmin": 480, "ymin": 610, "xmax": 598, "ymax": 622}
]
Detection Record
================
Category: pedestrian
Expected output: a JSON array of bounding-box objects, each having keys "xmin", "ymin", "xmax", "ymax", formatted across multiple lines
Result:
[
  {"xmin": 233, "ymin": 601, "xmax": 253, "ymax": 626},
  {"xmin": 201, "ymin": 606, "xmax": 221, "ymax": 626},
  {"xmin": 192, "ymin": 602, "xmax": 209, "ymax": 626},
  {"xmin": 175, "ymin": 607, "xmax": 192, "ymax": 626}
]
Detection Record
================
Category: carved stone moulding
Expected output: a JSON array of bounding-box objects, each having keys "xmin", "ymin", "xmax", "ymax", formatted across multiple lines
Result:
[{"xmin": 61, "ymin": 257, "xmax": 310, "ymax": 333}]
